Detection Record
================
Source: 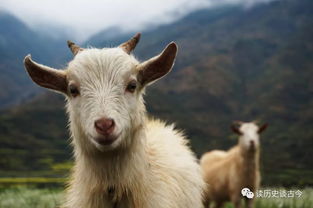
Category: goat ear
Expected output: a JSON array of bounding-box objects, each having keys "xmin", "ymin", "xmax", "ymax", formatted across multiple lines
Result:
[
  {"xmin": 231, "ymin": 121, "xmax": 243, "ymax": 135},
  {"xmin": 137, "ymin": 42, "xmax": 177, "ymax": 86},
  {"xmin": 231, "ymin": 125, "xmax": 242, "ymax": 135},
  {"xmin": 258, "ymin": 123, "xmax": 268, "ymax": 134},
  {"xmin": 24, "ymin": 55, "xmax": 68, "ymax": 94}
]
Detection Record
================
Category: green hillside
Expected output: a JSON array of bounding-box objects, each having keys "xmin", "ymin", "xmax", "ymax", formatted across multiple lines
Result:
[
  {"xmin": 0, "ymin": 93, "xmax": 69, "ymax": 178},
  {"xmin": 0, "ymin": 0, "xmax": 312, "ymax": 186}
]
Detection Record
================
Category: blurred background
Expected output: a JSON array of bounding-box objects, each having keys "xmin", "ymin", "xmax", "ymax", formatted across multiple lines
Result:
[{"xmin": 0, "ymin": 0, "xmax": 312, "ymax": 207}]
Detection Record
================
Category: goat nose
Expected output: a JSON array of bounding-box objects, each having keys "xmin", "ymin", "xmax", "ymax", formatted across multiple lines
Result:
[{"xmin": 94, "ymin": 118, "xmax": 115, "ymax": 135}]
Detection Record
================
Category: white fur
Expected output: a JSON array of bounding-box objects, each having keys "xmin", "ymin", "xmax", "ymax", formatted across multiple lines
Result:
[
  {"xmin": 200, "ymin": 122, "xmax": 262, "ymax": 208},
  {"xmin": 61, "ymin": 47, "xmax": 205, "ymax": 208}
]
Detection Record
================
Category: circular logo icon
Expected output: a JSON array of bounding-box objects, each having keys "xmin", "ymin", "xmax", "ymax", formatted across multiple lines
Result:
[
  {"xmin": 241, "ymin": 188, "xmax": 250, "ymax": 196},
  {"xmin": 246, "ymin": 191, "xmax": 254, "ymax": 199}
]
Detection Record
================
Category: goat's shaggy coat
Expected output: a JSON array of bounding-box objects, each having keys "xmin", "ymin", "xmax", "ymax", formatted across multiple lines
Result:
[
  {"xmin": 24, "ymin": 34, "xmax": 205, "ymax": 208},
  {"xmin": 200, "ymin": 122, "xmax": 267, "ymax": 208}
]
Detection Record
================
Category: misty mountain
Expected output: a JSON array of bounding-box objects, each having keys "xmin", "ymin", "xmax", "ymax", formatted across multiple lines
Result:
[
  {"xmin": 0, "ymin": 0, "xmax": 312, "ymax": 186},
  {"xmin": 87, "ymin": 26, "xmax": 126, "ymax": 46},
  {"xmin": 0, "ymin": 11, "xmax": 70, "ymax": 107}
]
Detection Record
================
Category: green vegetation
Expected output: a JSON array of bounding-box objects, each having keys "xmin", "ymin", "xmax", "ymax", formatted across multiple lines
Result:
[
  {"xmin": 0, "ymin": 177, "xmax": 66, "ymax": 189},
  {"xmin": 254, "ymin": 189, "xmax": 313, "ymax": 208},
  {"xmin": 226, "ymin": 188, "xmax": 313, "ymax": 208},
  {"xmin": 0, "ymin": 187, "xmax": 63, "ymax": 208},
  {"xmin": 0, "ymin": 187, "xmax": 312, "ymax": 208}
]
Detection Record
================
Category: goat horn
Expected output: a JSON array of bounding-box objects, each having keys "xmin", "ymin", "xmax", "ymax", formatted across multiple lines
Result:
[
  {"xmin": 119, "ymin": 33, "xmax": 141, "ymax": 54},
  {"xmin": 67, "ymin": 40, "xmax": 83, "ymax": 56}
]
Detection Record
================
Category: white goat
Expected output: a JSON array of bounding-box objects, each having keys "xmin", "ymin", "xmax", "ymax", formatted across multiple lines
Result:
[
  {"xmin": 200, "ymin": 121, "xmax": 268, "ymax": 208},
  {"xmin": 24, "ymin": 33, "xmax": 205, "ymax": 208}
]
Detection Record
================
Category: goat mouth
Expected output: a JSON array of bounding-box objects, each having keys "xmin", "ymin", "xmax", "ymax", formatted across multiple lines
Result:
[
  {"xmin": 249, "ymin": 144, "xmax": 256, "ymax": 151},
  {"xmin": 94, "ymin": 134, "xmax": 118, "ymax": 146}
]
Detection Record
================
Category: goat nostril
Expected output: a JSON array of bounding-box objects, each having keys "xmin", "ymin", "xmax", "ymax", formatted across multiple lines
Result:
[{"xmin": 94, "ymin": 118, "xmax": 115, "ymax": 135}]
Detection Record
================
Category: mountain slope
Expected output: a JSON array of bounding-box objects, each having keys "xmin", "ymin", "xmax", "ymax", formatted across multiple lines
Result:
[{"xmin": 0, "ymin": 11, "xmax": 69, "ymax": 107}]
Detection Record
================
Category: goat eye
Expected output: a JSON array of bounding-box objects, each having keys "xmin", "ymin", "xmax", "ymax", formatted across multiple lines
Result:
[
  {"xmin": 126, "ymin": 80, "xmax": 137, "ymax": 93},
  {"xmin": 69, "ymin": 84, "xmax": 79, "ymax": 97}
]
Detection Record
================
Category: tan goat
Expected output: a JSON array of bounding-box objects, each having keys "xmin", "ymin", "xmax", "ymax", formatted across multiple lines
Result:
[{"xmin": 200, "ymin": 121, "xmax": 268, "ymax": 208}]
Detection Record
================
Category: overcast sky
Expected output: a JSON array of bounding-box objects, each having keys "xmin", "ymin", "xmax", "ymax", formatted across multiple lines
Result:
[{"xmin": 0, "ymin": 0, "xmax": 274, "ymax": 41}]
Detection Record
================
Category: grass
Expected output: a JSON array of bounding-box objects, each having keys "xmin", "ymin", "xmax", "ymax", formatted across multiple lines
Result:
[
  {"xmin": 0, "ymin": 187, "xmax": 63, "ymax": 208},
  {"xmin": 254, "ymin": 188, "xmax": 313, "ymax": 208},
  {"xmin": 0, "ymin": 177, "xmax": 66, "ymax": 189},
  {"xmin": 0, "ymin": 177, "xmax": 66, "ymax": 184},
  {"xmin": 0, "ymin": 187, "xmax": 312, "ymax": 208},
  {"xmin": 221, "ymin": 188, "xmax": 313, "ymax": 208}
]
